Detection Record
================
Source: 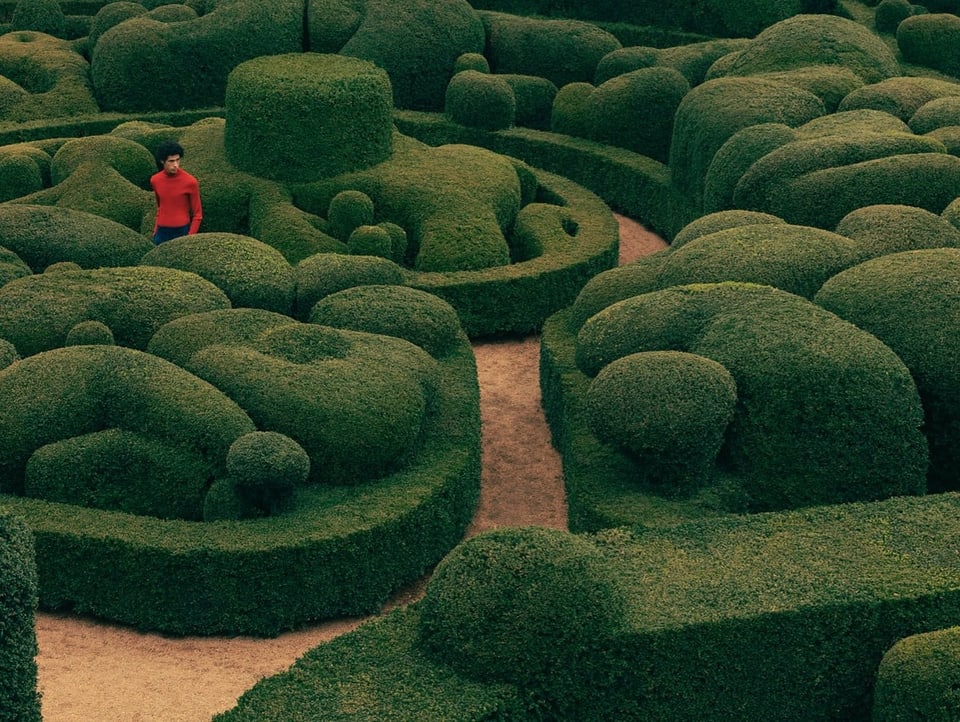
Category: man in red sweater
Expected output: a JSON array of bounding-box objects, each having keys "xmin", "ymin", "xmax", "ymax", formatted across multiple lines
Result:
[{"xmin": 150, "ymin": 140, "xmax": 203, "ymax": 244}]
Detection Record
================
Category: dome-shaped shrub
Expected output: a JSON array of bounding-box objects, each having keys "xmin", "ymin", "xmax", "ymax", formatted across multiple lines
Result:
[
  {"xmin": 326, "ymin": 189, "xmax": 375, "ymax": 242},
  {"xmin": 703, "ymin": 123, "xmax": 797, "ymax": 213},
  {"xmin": 223, "ymin": 430, "xmax": 308, "ymax": 516},
  {"xmin": 88, "ymin": 2, "xmax": 146, "ymax": 48},
  {"xmin": 11, "ymin": 0, "xmax": 65, "ymax": 36},
  {"xmin": 593, "ymin": 46, "xmax": 658, "ymax": 85},
  {"xmin": 875, "ymin": 0, "xmax": 914, "ymax": 33},
  {"xmin": 444, "ymin": 70, "xmax": 515, "ymax": 131},
  {"xmin": 873, "ymin": 628, "xmax": 960, "ymax": 721},
  {"xmin": 550, "ymin": 81, "xmax": 594, "ymax": 137},
  {"xmin": 838, "ymin": 76, "xmax": 960, "ymax": 121},
  {"xmin": 835, "ymin": 204, "xmax": 960, "ymax": 261},
  {"xmin": 347, "ymin": 225, "xmax": 392, "ymax": 258},
  {"xmin": 0, "ymin": 338, "xmax": 20, "ymax": 369},
  {"xmin": 897, "ymin": 13, "xmax": 960, "ymax": 78},
  {"xmin": 586, "ymin": 350, "xmax": 736, "ymax": 494},
  {"xmin": 453, "ymin": 52, "xmax": 488, "ymax": 74},
  {"xmin": 671, "ymin": 209, "xmax": 786, "ymax": 248},
  {"xmin": 226, "ymin": 53, "xmax": 394, "ymax": 183},
  {"xmin": 501, "ymin": 73, "xmax": 557, "ymax": 131},
  {"xmin": 294, "ymin": 253, "xmax": 404, "ymax": 320},
  {"xmin": 909, "ymin": 96, "xmax": 960, "ymax": 134},
  {"xmin": 64, "ymin": 320, "xmax": 115, "ymax": 346},
  {"xmin": 0, "ymin": 155, "xmax": 43, "ymax": 204},
  {"xmin": 418, "ymin": 526, "xmax": 627, "ymax": 707}
]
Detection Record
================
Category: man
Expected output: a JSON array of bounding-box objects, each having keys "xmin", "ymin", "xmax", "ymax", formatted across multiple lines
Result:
[{"xmin": 150, "ymin": 140, "xmax": 202, "ymax": 244}]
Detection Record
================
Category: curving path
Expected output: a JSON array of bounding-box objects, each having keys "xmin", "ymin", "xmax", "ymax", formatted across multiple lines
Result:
[{"xmin": 34, "ymin": 216, "xmax": 665, "ymax": 722}]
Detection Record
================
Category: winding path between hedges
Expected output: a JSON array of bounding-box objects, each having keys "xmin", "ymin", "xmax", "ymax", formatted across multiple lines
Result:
[{"xmin": 33, "ymin": 216, "xmax": 666, "ymax": 722}]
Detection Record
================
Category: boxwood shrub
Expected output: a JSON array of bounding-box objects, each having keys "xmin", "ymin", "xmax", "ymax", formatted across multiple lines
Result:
[{"xmin": 0, "ymin": 513, "xmax": 40, "ymax": 722}]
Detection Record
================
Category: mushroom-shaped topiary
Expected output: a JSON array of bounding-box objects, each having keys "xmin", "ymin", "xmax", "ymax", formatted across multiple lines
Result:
[
  {"xmin": 225, "ymin": 53, "xmax": 394, "ymax": 183},
  {"xmin": 221, "ymin": 430, "xmax": 309, "ymax": 517},
  {"xmin": 586, "ymin": 351, "xmax": 737, "ymax": 494},
  {"xmin": 418, "ymin": 526, "xmax": 627, "ymax": 713}
]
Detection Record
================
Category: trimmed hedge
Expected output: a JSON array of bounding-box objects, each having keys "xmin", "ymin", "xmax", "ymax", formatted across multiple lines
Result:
[
  {"xmin": 0, "ymin": 513, "xmax": 40, "ymax": 722},
  {"xmin": 834, "ymin": 203, "xmax": 960, "ymax": 261},
  {"xmin": 219, "ymin": 492, "xmax": 960, "ymax": 720},
  {"xmin": 815, "ymin": 248, "xmax": 960, "ymax": 493},
  {"xmin": 897, "ymin": 13, "xmax": 960, "ymax": 78},
  {"xmin": 444, "ymin": 69, "xmax": 516, "ymax": 131},
  {"xmin": 837, "ymin": 75, "xmax": 960, "ymax": 121},
  {"xmin": 874, "ymin": 627, "xmax": 960, "ymax": 721}
]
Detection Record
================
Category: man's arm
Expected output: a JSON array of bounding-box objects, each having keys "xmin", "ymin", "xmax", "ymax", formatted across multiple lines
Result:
[{"xmin": 187, "ymin": 176, "xmax": 203, "ymax": 234}]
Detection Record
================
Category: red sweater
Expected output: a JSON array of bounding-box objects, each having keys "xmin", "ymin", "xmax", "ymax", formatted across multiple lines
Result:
[{"xmin": 151, "ymin": 168, "xmax": 202, "ymax": 234}]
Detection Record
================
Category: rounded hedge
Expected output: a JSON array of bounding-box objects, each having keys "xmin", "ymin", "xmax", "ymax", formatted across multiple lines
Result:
[
  {"xmin": 347, "ymin": 225, "xmax": 392, "ymax": 258},
  {"xmin": 834, "ymin": 203, "xmax": 960, "ymax": 261},
  {"xmin": 897, "ymin": 13, "xmax": 960, "ymax": 78},
  {"xmin": 909, "ymin": 96, "xmax": 960, "ymax": 134},
  {"xmin": 64, "ymin": 319, "xmax": 115, "ymax": 346},
  {"xmin": 874, "ymin": 628, "xmax": 960, "ymax": 721},
  {"xmin": 586, "ymin": 350, "xmax": 737, "ymax": 494},
  {"xmin": 225, "ymin": 53, "xmax": 394, "ymax": 182},
  {"xmin": 875, "ymin": 0, "xmax": 914, "ymax": 33},
  {"xmin": 293, "ymin": 253, "xmax": 404, "ymax": 321},
  {"xmin": 418, "ymin": 526, "xmax": 627, "ymax": 701},
  {"xmin": 11, "ymin": 0, "xmax": 65, "ymax": 36},
  {"xmin": 225, "ymin": 430, "xmax": 309, "ymax": 516},
  {"xmin": 444, "ymin": 70, "xmax": 516, "ymax": 131}
]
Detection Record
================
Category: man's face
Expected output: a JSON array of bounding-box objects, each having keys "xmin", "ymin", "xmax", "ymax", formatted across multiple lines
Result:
[{"xmin": 162, "ymin": 154, "xmax": 181, "ymax": 175}]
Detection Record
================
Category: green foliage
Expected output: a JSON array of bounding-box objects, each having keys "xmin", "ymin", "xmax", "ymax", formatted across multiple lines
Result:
[
  {"xmin": 64, "ymin": 319, "xmax": 114, "ymax": 345},
  {"xmin": 326, "ymin": 189, "xmax": 375, "ymax": 242},
  {"xmin": 225, "ymin": 53, "xmax": 395, "ymax": 183},
  {"xmin": 874, "ymin": 628, "xmax": 960, "ymax": 721},
  {"xmin": 0, "ymin": 153, "xmax": 43, "ymax": 203},
  {"xmin": 293, "ymin": 252, "xmax": 404, "ymax": 320},
  {"xmin": 838, "ymin": 76, "xmax": 960, "ymax": 121},
  {"xmin": 752, "ymin": 64, "xmax": 866, "ymax": 113},
  {"xmin": 0, "ymin": 204, "xmax": 152, "ymax": 271},
  {"xmin": 309, "ymin": 284, "xmax": 465, "ymax": 360},
  {"xmin": 549, "ymin": 81, "xmax": 594, "ymax": 137},
  {"xmin": 88, "ymin": 1, "xmax": 146, "ymax": 48},
  {"xmin": 897, "ymin": 13, "xmax": 960, "ymax": 78},
  {"xmin": 336, "ymin": 0, "xmax": 485, "ymax": 112},
  {"xmin": 909, "ymin": 96, "xmax": 960, "ymax": 134},
  {"xmin": 702, "ymin": 123, "xmax": 796, "ymax": 212},
  {"xmin": 500, "ymin": 73, "xmax": 556, "ymax": 130},
  {"xmin": 347, "ymin": 224, "xmax": 392, "ymax": 257},
  {"xmin": 668, "ymin": 76, "xmax": 825, "ymax": 207},
  {"xmin": 140, "ymin": 232, "xmax": 296, "ymax": 315},
  {"xmin": 0, "ymin": 265, "xmax": 231, "ymax": 356},
  {"xmin": 593, "ymin": 45, "xmax": 658, "ymax": 85},
  {"xmin": 575, "ymin": 283, "xmax": 927, "ymax": 512},
  {"xmin": 418, "ymin": 526, "xmax": 627, "ymax": 716},
  {"xmin": 657, "ymin": 37, "xmax": 750, "ymax": 86},
  {"xmin": 875, "ymin": 0, "xmax": 913, "ymax": 33},
  {"xmin": 444, "ymin": 69, "xmax": 516, "ymax": 131},
  {"xmin": 0, "ymin": 514, "xmax": 40, "ymax": 722},
  {"xmin": 91, "ymin": 0, "xmax": 303, "ymax": 112},
  {"xmin": 480, "ymin": 11, "xmax": 621, "ymax": 88},
  {"xmin": 710, "ymin": 14, "xmax": 900, "ymax": 84},
  {"xmin": 11, "ymin": 0, "xmax": 65, "ymax": 36},
  {"xmin": 224, "ymin": 430, "xmax": 308, "ymax": 516},
  {"xmin": 453, "ymin": 51, "xmax": 489, "ymax": 74},
  {"xmin": 816, "ymin": 248, "xmax": 960, "ymax": 493},
  {"xmin": 834, "ymin": 203, "xmax": 960, "ymax": 261},
  {"xmin": 586, "ymin": 350, "xmax": 736, "ymax": 494}
]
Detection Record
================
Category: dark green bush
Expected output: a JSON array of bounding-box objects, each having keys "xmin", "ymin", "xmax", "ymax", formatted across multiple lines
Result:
[
  {"xmin": 753, "ymin": 65, "xmax": 866, "ymax": 113},
  {"xmin": 309, "ymin": 284, "xmax": 465, "ymax": 360},
  {"xmin": 575, "ymin": 283, "xmax": 927, "ymax": 512},
  {"xmin": 0, "ymin": 204, "xmax": 152, "ymax": 271},
  {"xmin": 875, "ymin": 0, "xmax": 913, "ymax": 33},
  {"xmin": 834, "ymin": 203, "xmax": 960, "ymax": 261},
  {"xmin": 225, "ymin": 53, "xmax": 395, "ymax": 183},
  {"xmin": 838, "ymin": 76, "xmax": 960, "ymax": 121},
  {"xmin": 0, "ymin": 514, "xmax": 40, "ymax": 722},
  {"xmin": 91, "ymin": 0, "xmax": 303, "ymax": 112},
  {"xmin": 140, "ymin": 231, "xmax": 296, "ymax": 315},
  {"xmin": 549, "ymin": 80, "xmax": 594, "ymax": 137},
  {"xmin": 87, "ymin": 1, "xmax": 145, "ymax": 48},
  {"xmin": 703, "ymin": 123, "xmax": 797, "ymax": 213},
  {"xmin": 453, "ymin": 51, "xmax": 489, "ymax": 74},
  {"xmin": 11, "ymin": 0, "xmax": 65, "ymax": 36},
  {"xmin": 657, "ymin": 37, "xmax": 750, "ymax": 86},
  {"xmin": 347, "ymin": 224, "xmax": 392, "ymax": 258},
  {"xmin": 293, "ymin": 253, "xmax": 404, "ymax": 321},
  {"xmin": 224, "ymin": 430, "xmax": 308, "ymax": 516},
  {"xmin": 500, "ymin": 73, "xmax": 557, "ymax": 130},
  {"xmin": 480, "ymin": 11, "xmax": 621, "ymax": 88},
  {"xmin": 909, "ymin": 96, "xmax": 960, "ymax": 134},
  {"xmin": 874, "ymin": 628, "xmax": 960, "ymax": 721},
  {"xmin": 897, "ymin": 13, "xmax": 960, "ymax": 78},
  {"xmin": 64, "ymin": 318, "xmax": 114, "ymax": 345},
  {"xmin": 326, "ymin": 189, "xmax": 375, "ymax": 242},
  {"xmin": 0, "ymin": 265, "xmax": 230, "ymax": 356},
  {"xmin": 816, "ymin": 248, "xmax": 960, "ymax": 492},
  {"xmin": 586, "ymin": 350, "xmax": 736, "ymax": 494},
  {"xmin": 418, "ymin": 526, "xmax": 627, "ymax": 717},
  {"xmin": 593, "ymin": 45, "xmax": 658, "ymax": 85},
  {"xmin": 444, "ymin": 69, "xmax": 515, "ymax": 131},
  {"xmin": 0, "ymin": 153, "xmax": 43, "ymax": 203},
  {"xmin": 336, "ymin": 0, "xmax": 485, "ymax": 112}
]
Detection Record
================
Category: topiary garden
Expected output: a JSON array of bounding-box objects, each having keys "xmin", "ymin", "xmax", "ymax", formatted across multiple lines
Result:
[{"xmin": 1, "ymin": 0, "xmax": 960, "ymax": 718}]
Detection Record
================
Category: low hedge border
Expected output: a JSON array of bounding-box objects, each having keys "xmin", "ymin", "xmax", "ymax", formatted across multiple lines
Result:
[
  {"xmin": 218, "ymin": 491, "xmax": 960, "ymax": 720},
  {"xmin": 0, "ymin": 336, "xmax": 481, "ymax": 636},
  {"xmin": 0, "ymin": 513, "xmax": 40, "ymax": 722}
]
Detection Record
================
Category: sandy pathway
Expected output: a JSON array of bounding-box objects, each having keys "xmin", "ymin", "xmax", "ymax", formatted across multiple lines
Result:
[{"xmin": 33, "ymin": 216, "xmax": 665, "ymax": 722}]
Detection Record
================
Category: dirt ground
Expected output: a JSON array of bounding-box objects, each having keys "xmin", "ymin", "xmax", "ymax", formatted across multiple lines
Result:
[{"xmin": 34, "ymin": 215, "xmax": 667, "ymax": 722}]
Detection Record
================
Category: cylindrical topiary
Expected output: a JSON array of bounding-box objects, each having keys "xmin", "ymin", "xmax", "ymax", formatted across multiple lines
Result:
[
  {"xmin": 225, "ymin": 53, "xmax": 394, "ymax": 182},
  {"xmin": 418, "ymin": 526, "xmax": 627, "ymax": 714},
  {"xmin": 11, "ymin": 0, "xmax": 65, "ymax": 36},
  {"xmin": 444, "ymin": 70, "xmax": 516, "ymax": 131},
  {"xmin": 586, "ymin": 351, "xmax": 737, "ymax": 494},
  {"xmin": 327, "ymin": 190, "xmax": 375, "ymax": 242},
  {"xmin": 0, "ymin": 514, "xmax": 41, "ymax": 722}
]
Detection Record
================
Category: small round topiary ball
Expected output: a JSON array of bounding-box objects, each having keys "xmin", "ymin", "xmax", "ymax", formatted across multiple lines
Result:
[
  {"xmin": 65, "ymin": 320, "xmax": 115, "ymax": 346},
  {"xmin": 453, "ymin": 52, "xmax": 490, "ymax": 74},
  {"xmin": 418, "ymin": 526, "xmax": 627, "ymax": 692},
  {"xmin": 586, "ymin": 350, "xmax": 737, "ymax": 493},
  {"xmin": 226, "ymin": 431, "xmax": 310, "ymax": 514},
  {"xmin": 327, "ymin": 189, "xmax": 374, "ymax": 242},
  {"xmin": 225, "ymin": 53, "xmax": 394, "ymax": 182}
]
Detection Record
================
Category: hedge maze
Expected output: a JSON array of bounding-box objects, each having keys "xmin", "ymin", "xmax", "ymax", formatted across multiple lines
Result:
[{"xmin": 2, "ymin": 0, "xmax": 960, "ymax": 719}]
